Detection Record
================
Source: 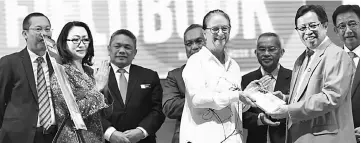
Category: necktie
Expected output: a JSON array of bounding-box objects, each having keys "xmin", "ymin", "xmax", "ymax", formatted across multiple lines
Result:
[
  {"xmin": 348, "ymin": 51, "xmax": 358, "ymax": 67},
  {"xmin": 36, "ymin": 57, "xmax": 52, "ymax": 130},
  {"xmin": 117, "ymin": 69, "xmax": 128, "ymax": 103},
  {"xmin": 304, "ymin": 49, "xmax": 315, "ymax": 71}
]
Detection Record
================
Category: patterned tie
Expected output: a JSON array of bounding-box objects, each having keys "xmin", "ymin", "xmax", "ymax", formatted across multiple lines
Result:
[
  {"xmin": 117, "ymin": 69, "xmax": 128, "ymax": 103},
  {"xmin": 304, "ymin": 49, "xmax": 315, "ymax": 71},
  {"xmin": 348, "ymin": 51, "xmax": 357, "ymax": 67},
  {"xmin": 36, "ymin": 57, "xmax": 52, "ymax": 129}
]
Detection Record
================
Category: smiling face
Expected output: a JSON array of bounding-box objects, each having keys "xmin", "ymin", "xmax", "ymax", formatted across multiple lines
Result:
[
  {"xmin": 184, "ymin": 27, "xmax": 205, "ymax": 58},
  {"xmin": 296, "ymin": 11, "xmax": 328, "ymax": 49},
  {"xmin": 203, "ymin": 13, "xmax": 230, "ymax": 52},
  {"xmin": 335, "ymin": 12, "xmax": 360, "ymax": 50},
  {"xmin": 256, "ymin": 36, "xmax": 284, "ymax": 73},
  {"xmin": 22, "ymin": 16, "xmax": 52, "ymax": 56},
  {"xmin": 66, "ymin": 26, "xmax": 89, "ymax": 61},
  {"xmin": 108, "ymin": 34, "xmax": 137, "ymax": 68}
]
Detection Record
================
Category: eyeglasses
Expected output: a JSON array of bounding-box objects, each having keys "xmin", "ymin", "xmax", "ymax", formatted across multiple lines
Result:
[
  {"xmin": 257, "ymin": 47, "xmax": 280, "ymax": 53},
  {"xmin": 295, "ymin": 22, "xmax": 321, "ymax": 32},
  {"xmin": 67, "ymin": 38, "xmax": 91, "ymax": 44},
  {"xmin": 185, "ymin": 38, "xmax": 205, "ymax": 47},
  {"xmin": 336, "ymin": 21, "xmax": 359, "ymax": 31},
  {"xmin": 25, "ymin": 27, "xmax": 53, "ymax": 33},
  {"xmin": 205, "ymin": 25, "xmax": 231, "ymax": 34}
]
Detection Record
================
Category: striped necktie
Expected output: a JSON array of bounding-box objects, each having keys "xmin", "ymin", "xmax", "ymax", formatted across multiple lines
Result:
[{"xmin": 36, "ymin": 57, "xmax": 52, "ymax": 129}]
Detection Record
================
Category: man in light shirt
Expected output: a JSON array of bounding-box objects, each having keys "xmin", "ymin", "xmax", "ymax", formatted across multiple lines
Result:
[
  {"xmin": 332, "ymin": 4, "xmax": 360, "ymax": 142},
  {"xmin": 180, "ymin": 9, "xmax": 257, "ymax": 143},
  {"xmin": 268, "ymin": 5, "xmax": 356, "ymax": 143}
]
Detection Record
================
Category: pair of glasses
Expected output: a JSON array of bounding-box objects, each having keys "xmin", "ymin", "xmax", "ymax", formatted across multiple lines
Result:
[
  {"xmin": 257, "ymin": 47, "xmax": 280, "ymax": 53},
  {"xmin": 206, "ymin": 25, "xmax": 231, "ymax": 34},
  {"xmin": 336, "ymin": 21, "xmax": 359, "ymax": 31},
  {"xmin": 184, "ymin": 38, "xmax": 205, "ymax": 47},
  {"xmin": 295, "ymin": 22, "xmax": 321, "ymax": 32},
  {"xmin": 67, "ymin": 38, "xmax": 91, "ymax": 44},
  {"xmin": 25, "ymin": 27, "xmax": 53, "ymax": 33}
]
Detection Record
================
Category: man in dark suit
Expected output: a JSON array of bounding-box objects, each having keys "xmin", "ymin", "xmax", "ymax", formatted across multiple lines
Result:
[
  {"xmin": 332, "ymin": 5, "xmax": 360, "ymax": 142},
  {"xmin": 102, "ymin": 29, "xmax": 165, "ymax": 143},
  {"xmin": 0, "ymin": 12, "xmax": 57, "ymax": 143},
  {"xmin": 242, "ymin": 32, "xmax": 292, "ymax": 143},
  {"xmin": 162, "ymin": 24, "xmax": 205, "ymax": 143}
]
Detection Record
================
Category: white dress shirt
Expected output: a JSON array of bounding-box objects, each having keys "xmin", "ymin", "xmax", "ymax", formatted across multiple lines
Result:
[
  {"xmin": 180, "ymin": 47, "xmax": 249, "ymax": 143},
  {"xmin": 104, "ymin": 63, "xmax": 148, "ymax": 141},
  {"xmin": 344, "ymin": 45, "xmax": 360, "ymax": 66},
  {"xmin": 27, "ymin": 48, "xmax": 56, "ymax": 127}
]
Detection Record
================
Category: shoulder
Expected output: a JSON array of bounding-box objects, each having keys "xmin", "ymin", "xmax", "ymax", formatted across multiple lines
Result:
[
  {"xmin": 242, "ymin": 69, "xmax": 260, "ymax": 79},
  {"xmin": 169, "ymin": 65, "xmax": 185, "ymax": 75},
  {"xmin": 131, "ymin": 64, "xmax": 158, "ymax": 75}
]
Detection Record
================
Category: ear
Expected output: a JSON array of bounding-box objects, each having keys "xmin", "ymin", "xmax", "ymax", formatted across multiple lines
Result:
[
  {"xmin": 280, "ymin": 48, "xmax": 285, "ymax": 58},
  {"xmin": 107, "ymin": 45, "xmax": 111, "ymax": 56},
  {"xmin": 254, "ymin": 49, "xmax": 257, "ymax": 56},
  {"xmin": 323, "ymin": 22, "xmax": 328, "ymax": 29},
  {"xmin": 333, "ymin": 26, "xmax": 339, "ymax": 34},
  {"xmin": 22, "ymin": 30, "xmax": 28, "ymax": 41},
  {"xmin": 203, "ymin": 30, "xmax": 207, "ymax": 41},
  {"xmin": 134, "ymin": 48, "xmax": 138, "ymax": 57}
]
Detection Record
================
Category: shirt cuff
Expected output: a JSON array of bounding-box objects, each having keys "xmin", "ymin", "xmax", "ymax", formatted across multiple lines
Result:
[
  {"xmin": 104, "ymin": 126, "xmax": 116, "ymax": 141},
  {"xmin": 257, "ymin": 113, "xmax": 264, "ymax": 126},
  {"xmin": 137, "ymin": 127, "xmax": 148, "ymax": 139}
]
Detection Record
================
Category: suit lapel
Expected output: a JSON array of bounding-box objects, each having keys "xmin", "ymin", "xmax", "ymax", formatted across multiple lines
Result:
[
  {"xmin": 275, "ymin": 66, "xmax": 291, "ymax": 94},
  {"xmin": 45, "ymin": 53, "xmax": 54, "ymax": 76},
  {"xmin": 20, "ymin": 48, "xmax": 38, "ymax": 102},
  {"xmin": 351, "ymin": 63, "xmax": 360, "ymax": 97},
  {"xmin": 294, "ymin": 39, "xmax": 331, "ymax": 102},
  {"xmin": 109, "ymin": 67, "xmax": 125, "ymax": 107},
  {"xmin": 125, "ymin": 64, "xmax": 138, "ymax": 105},
  {"xmin": 288, "ymin": 54, "xmax": 305, "ymax": 104}
]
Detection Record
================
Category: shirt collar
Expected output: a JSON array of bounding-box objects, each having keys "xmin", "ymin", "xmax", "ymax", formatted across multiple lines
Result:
[
  {"xmin": 201, "ymin": 46, "xmax": 233, "ymax": 71},
  {"xmin": 27, "ymin": 47, "xmax": 47, "ymax": 63},
  {"xmin": 344, "ymin": 45, "xmax": 360, "ymax": 58},
  {"xmin": 260, "ymin": 64, "xmax": 280, "ymax": 78},
  {"xmin": 110, "ymin": 63, "xmax": 131, "ymax": 73}
]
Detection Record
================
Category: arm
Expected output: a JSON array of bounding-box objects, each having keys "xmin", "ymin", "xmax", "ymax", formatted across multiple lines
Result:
[
  {"xmin": 138, "ymin": 72, "xmax": 166, "ymax": 136},
  {"xmin": 288, "ymin": 51, "xmax": 354, "ymax": 122},
  {"xmin": 182, "ymin": 57, "xmax": 239, "ymax": 110},
  {"xmin": 162, "ymin": 70, "xmax": 185, "ymax": 119},
  {"xmin": 0, "ymin": 57, "xmax": 11, "ymax": 127}
]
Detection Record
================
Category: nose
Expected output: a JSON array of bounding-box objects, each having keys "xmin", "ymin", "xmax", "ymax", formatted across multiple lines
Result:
[
  {"xmin": 117, "ymin": 47, "xmax": 126, "ymax": 54},
  {"xmin": 78, "ymin": 40, "xmax": 86, "ymax": 47},
  {"xmin": 191, "ymin": 43, "xmax": 200, "ymax": 51},
  {"xmin": 345, "ymin": 25, "xmax": 353, "ymax": 33}
]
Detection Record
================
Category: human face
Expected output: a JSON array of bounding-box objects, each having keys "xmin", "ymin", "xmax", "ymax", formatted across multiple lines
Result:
[
  {"xmin": 296, "ymin": 11, "xmax": 327, "ymax": 49},
  {"xmin": 184, "ymin": 27, "xmax": 205, "ymax": 58},
  {"xmin": 22, "ymin": 16, "xmax": 52, "ymax": 56},
  {"xmin": 335, "ymin": 12, "xmax": 360, "ymax": 51},
  {"xmin": 108, "ymin": 34, "xmax": 137, "ymax": 68},
  {"xmin": 255, "ymin": 36, "xmax": 284, "ymax": 73},
  {"xmin": 204, "ymin": 14, "xmax": 230, "ymax": 52},
  {"xmin": 66, "ymin": 26, "xmax": 89, "ymax": 61}
]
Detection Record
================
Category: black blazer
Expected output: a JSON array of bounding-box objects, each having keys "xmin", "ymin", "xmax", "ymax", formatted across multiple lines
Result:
[
  {"xmin": 162, "ymin": 64, "xmax": 186, "ymax": 143},
  {"xmin": 0, "ymin": 48, "xmax": 54, "ymax": 143},
  {"xmin": 102, "ymin": 64, "xmax": 165, "ymax": 143},
  {"xmin": 241, "ymin": 66, "xmax": 292, "ymax": 143},
  {"xmin": 351, "ymin": 63, "xmax": 360, "ymax": 128}
]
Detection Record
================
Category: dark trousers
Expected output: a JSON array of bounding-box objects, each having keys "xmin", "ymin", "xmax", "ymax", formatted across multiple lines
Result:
[{"xmin": 33, "ymin": 126, "xmax": 56, "ymax": 143}]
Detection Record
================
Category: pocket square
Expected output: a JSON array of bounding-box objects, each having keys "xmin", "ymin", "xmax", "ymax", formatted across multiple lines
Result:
[{"xmin": 140, "ymin": 84, "xmax": 151, "ymax": 89}]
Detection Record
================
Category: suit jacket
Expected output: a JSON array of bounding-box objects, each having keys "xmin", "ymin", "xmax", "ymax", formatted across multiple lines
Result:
[
  {"xmin": 242, "ymin": 66, "xmax": 292, "ymax": 143},
  {"xmin": 102, "ymin": 64, "xmax": 165, "ymax": 143},
  {"xmin": 0, "ymin": 48, "xmax": 54, "ymax": 143},
  {"xmin": 286, "ymin": 38, "xmax": 356, "ymax": 143},
  {"xmin": 162, "ymin": 64, "xmax": 186, "ymax": 143},
  {"xmin": 351, "ymin": 62, "xmax": 360, "ymax": 128}
]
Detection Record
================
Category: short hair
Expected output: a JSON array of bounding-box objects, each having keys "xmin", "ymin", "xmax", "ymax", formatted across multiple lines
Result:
[
  {"xmin": 56, "ymin": 21, "xmax": 94, "ymax": 66},
  {"xmin": 295, "ymin": 5, "xmax": 328, "ymax": 27},
  {"xmin": 183, "ymin": 24, "xmax": 203, "ymax": 38},
  {"xmin": 332, "ymin": 5, "xmax": 360, "ymax": 26},
  {"xmin": 202, "ymin": 9, "xmax": 231, "ymax": 30},
  {"xmin": 23, "ymin": 12, "xmax": 51, "ymax": 30},
  {"xmin": 109, "ymin": 29, "xmax": 137, "ymax": 48},
  {"xmin": 256, "ymin": 32, "xmax": 284, "ymax": 49}
]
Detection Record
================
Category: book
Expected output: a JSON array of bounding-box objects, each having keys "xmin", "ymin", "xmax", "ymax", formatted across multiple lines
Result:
[{"xmin": 248, "ymin": 91, "xmax": 286, "ymax": 113}]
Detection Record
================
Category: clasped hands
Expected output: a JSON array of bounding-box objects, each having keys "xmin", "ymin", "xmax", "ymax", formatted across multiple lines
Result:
[{"xmin": 109, "ymin": 128, "xmax": 145, "ymax": 143}]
